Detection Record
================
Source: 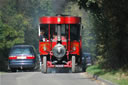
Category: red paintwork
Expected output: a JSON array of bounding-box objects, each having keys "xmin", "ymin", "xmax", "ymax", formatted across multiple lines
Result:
[
  {"xmin": 65, "ymin": 17, "xmax": 81, "ymax": 24},
  {"xmin": 39, "ymin": 42, "xmax": 51, "ymax": 55},
  {"xmin": 47, "ymin": 61, "xmax": 54, "ymax": 68},
  {"xmin": 68, "ymin": 24, "xmax": 70, "ymax": 51},
  {"xmin": 39, "ymin": 36, "xmax": 67, "ymax": 55},
  {"xmin": 47, "ymin": 61, "xmax": 72, "ymax": 68},
  {"xmin": 70, "ymin": 41, "xmax": 80, "ymax": 55},
  {"xmin": 39, "ymin": 15, "xmax": 81, "ymax": 68},
  {"xmin": 40, "ymin": 16, "xmax": 80, "ymax": 24},
  {"xmin": 64, "ymin": 61, "xmax": 72, "ymax": 67}
]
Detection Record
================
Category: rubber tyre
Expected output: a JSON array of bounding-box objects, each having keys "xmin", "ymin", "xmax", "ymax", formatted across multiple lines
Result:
[
  {"xmin": 43, "ymin": 56, "xmax": 47, "ymax": 73},
  {"xmin": 72, "ymin": 56, "xmax": 76, "ymax": 73}
]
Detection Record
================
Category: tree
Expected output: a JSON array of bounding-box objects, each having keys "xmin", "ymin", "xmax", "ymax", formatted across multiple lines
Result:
[
  {"xmin": 0, "ymin": 0, "xmax": 55, "ymax": 58},
  {"xmin": 69, "ymin": 0, "xmax": 128, "ymax": 69}
]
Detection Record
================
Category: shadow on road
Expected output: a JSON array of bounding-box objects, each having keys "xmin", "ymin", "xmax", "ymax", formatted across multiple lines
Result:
[{"xmin": 45, "ymin": 67, "xmax": 84, "ymax": 73}]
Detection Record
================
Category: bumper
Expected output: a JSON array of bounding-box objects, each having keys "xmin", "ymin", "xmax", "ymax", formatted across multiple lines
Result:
[
  {"xmin": 47, "ymin": 61, "xmax": 72, "ymax": 68},
  {"xmin": 9, "ymin": 59, "xmax": 35, "ymax": 69}
]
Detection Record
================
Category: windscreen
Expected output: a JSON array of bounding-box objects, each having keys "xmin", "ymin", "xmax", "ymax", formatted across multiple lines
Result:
[
  {"xmin": 50, "ymin": 24, "xmax": 68, "ymax": 39},
  {"xmin": 70, "ymin": 24, "xmax": 80, "ymax": 41},
  {"xmin": 40, "ymin": 24, "xmax": 48, "ymax": 39},
  {"xmin": 11, "ymin": 47, "xmax": 33, "ymax": 55}
]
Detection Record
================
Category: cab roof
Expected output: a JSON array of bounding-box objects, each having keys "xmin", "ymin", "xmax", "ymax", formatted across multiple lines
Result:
[{"xmin": 39, "ymin": 16, "xmax": 81, "ymax": 24}]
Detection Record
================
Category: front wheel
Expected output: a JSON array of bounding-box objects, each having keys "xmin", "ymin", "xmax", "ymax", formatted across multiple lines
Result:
[
  {"xmin": 42, "ymin": 56, "xmax": 47, "ymax": 73},
  {"xmin": 72, "ymin": 56, "xmax": 76, "ymax": 73}
]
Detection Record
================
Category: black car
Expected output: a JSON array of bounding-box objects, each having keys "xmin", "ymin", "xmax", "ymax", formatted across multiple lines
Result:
[
  {"xmin": 82, "ymin": 53, "xmax": 92, "ymax": 71},
  {"xmin": 8, "ymin": 45, "xmax": 39, "ymax": 72},
  {"xmin": 82, "ymin": 53, "xmax": 92, "ymax": 66}
]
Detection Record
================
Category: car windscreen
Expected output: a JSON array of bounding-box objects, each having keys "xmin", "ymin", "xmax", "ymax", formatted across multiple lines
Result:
[{"xmin": 10, "ymin": 47, "xmax": 33, "ymax": 55}]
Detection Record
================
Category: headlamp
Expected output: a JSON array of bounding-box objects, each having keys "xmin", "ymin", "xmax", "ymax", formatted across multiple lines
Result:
[
  {"xmin": 73, "ymin": 47, "xmax": 76, "ymax": 51},
  {"xmin": 43, "ymin": 46, "xmax": 46, "ymax": 51}
]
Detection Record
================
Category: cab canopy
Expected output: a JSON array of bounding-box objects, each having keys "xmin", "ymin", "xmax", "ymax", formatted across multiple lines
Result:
[
  {"xmin": 39, "ymin": 16, "xmax": 81, "ymax": 24},
  {"xmin": 39, "ymin": 16, "xmax": 81, "ymax": 42}
]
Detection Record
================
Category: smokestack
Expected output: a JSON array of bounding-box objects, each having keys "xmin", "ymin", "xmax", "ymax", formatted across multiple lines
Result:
[{"xmin": 57, "ymin": 24, "xmax": 61, "ymax": 43}]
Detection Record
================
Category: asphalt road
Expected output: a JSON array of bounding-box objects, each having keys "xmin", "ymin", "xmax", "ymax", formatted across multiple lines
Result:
[{"xmin": 0, "ymin": 70, "xmax": 105, "ymax": 85}]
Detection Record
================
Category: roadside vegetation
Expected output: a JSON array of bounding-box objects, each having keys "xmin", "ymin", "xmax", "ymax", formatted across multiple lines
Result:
[
  {"xmin": 87, "ymin": 65, "xmax": 128, "ymax": 85},
  {"xmin": 71, "ymin": 0, "xmax": 128, "ymax": 70},
  {"xmin": 0, "ymin": 72, "xmax": 6, "ymax": 75}
]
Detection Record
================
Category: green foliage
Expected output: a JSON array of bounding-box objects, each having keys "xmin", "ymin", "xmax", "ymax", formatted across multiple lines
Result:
[
  {"xmin": 0, "ymin": 0, "xmax": 54, "ymax": 60},
  {"xmin": 118, "ymin": 79, "xmax": 128, "ymax": 85},
  {"xmin": 87, "ymin": 65, "xmax": 128, "ymax": 85},
  {"xmin": 86, "ymin": 64, "xmax": 104, "ymax": 75},
  {"xmin": 0, "ymin": 24, "xmax": 22, "ymax": 49},
  {"xmin": 70, "ymin": 0, "xmax": 128, "ymax": 70},
  {"xmin": 0, "ymin": 0, "xmax": 55, "ymax": 71}
]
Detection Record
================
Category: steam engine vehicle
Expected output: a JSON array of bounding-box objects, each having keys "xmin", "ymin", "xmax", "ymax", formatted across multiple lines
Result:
[{"xmin": 39, "ymin": 15, "xmax": 82, "ymax": 73}]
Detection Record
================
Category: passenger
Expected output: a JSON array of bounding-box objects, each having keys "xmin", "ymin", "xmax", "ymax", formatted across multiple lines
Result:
[
  {"xmin": 40, "ymin": 30, "xmax": 45, "ymax": 41},
  {"xmin": 53, "ymin": 33, "xmax": 57, "ymax": 38}
]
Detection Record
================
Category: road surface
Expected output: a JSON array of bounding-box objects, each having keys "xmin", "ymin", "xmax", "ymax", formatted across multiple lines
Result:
[{"xmin": 0, "ymin": 71, "xmax": 105, "ymax": 85}]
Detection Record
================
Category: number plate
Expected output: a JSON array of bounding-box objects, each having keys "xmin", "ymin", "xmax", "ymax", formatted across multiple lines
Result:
[
  {"xmin": 55, "ymin": 65, "xmax": 64, "ymax": 67},
  {"xmin": 17, "ymin": 56, "xmax": 26, "ymax": 59}
]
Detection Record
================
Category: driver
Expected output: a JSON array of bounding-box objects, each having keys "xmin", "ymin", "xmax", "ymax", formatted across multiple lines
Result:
[{"xmin": 40, "ymin": 29, "xmax": 46, "ymax": 41}]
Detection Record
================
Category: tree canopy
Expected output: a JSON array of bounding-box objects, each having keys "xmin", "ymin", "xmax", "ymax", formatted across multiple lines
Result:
[
  {"xmin": 69, "ymin": 0, "xmax": 128, "ymax": 69},
  {"xmin": 0, "ymin": 0, "xmax": 54, "ymax": 62}
]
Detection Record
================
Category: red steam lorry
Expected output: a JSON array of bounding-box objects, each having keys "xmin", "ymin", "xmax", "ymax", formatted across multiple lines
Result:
[{"xmin": 39, "ymin": 15, "xmax": 82, "ymax": 73}]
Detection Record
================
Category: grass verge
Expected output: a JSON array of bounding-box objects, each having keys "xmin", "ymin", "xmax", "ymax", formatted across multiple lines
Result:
[
  {"xmin": 86, "ymin": 65, "xmax": 128, "ymax": 85},
  {"xmin": 0, "ymin": 72, "xmax": 5, "ymax": 75}
]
